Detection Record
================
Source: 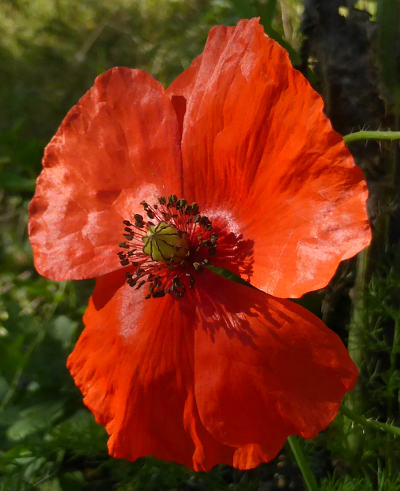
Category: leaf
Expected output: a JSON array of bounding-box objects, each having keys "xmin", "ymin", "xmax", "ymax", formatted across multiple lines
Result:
[
  {"xmin": 50, "ymin": 315, "xmax": 78, "ymax": 349},
  {"xmin": 0, "ymin": 171, "xmax": 35, "ymax": 192},
  {"xmin": 6, "ymin": 402, "xmax": 64, "ymax": 442},
  {"xmin": 50, "ymin": 410, "xmax": 107, "ymax": 457}
]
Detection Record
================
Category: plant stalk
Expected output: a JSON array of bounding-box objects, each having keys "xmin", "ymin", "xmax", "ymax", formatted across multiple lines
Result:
[
  {"xmin": 287, "ymin": 436, "xmax": 318, "ymax": 491},
  {"xmin": 341, "ymin": 405, "xmax": 400, "ymax": 437},
  {"xmin": 343, "ymin": 130, "xmax": 400, "ymax": 143}
]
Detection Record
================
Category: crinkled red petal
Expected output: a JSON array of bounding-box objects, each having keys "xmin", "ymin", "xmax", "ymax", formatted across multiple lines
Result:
[
  {"xmin": 67, "ymin": 267, "xmax": 357, "ymax": 471},
  {"xmin": 29, "ymin": 67, "xmax": 182, "ymax": 281},
  {"xmin": 67, "ymin": 269, "xmax": 235, "ymax": 471},
  {"xmin": 167, "ymin": 18, "xmax": 371, "ymax": 298},
  {"xmin": 193, "ymin": 272, "xmax": 358, "ymax": 469}
]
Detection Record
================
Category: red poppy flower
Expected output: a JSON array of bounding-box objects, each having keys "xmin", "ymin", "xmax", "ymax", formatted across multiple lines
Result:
[{"xmin": 29, "ymin": 18, "xmax": 371, "ymax": 471}]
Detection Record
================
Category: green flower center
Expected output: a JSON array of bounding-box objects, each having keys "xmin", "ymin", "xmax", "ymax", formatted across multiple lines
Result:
[
  {"xmin": 142, "ymin": 222, "xmax": 189, "ymax": 264},
  {"xmin": 118, "ymin": 195, "xmax": 218, "ymax": 299}
]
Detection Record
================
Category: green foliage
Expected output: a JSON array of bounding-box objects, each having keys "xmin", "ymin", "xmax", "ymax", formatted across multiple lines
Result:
[
  {"xmin": 320, "ymin": 466, "xmax": 400, "ymax": 491},
  {"xmin": 0, "ymin": 0, "xmax": 211, "ymax": 141},
  {"xmin": 323, "ymin": 250, "xmax": 400, "ymax": 481}
]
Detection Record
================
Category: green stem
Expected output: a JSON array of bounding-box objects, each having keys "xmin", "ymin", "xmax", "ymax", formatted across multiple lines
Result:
[
  {"xmin": 390, "ymin": 315, "xmax": 400, "ymax": 382},
  {"xmin": 343, "ymin": 130, "xmax": 400, "ymax": 143},
  {"xmin": 341, "ymin": 406, "xmax": 400, "ymax": 437},
  {"xmin": 346, "ymin": 248, "xmax": 369, "ymax": 427},
  {"xmin": 287, "ymin": 436, "xmax": 318, "ymax": 491}
]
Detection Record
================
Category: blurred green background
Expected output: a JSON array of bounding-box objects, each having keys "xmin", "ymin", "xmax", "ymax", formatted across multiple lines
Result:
[{"xmin": 1, "ymin": 1, "xmax": 400, "ymax": 490}]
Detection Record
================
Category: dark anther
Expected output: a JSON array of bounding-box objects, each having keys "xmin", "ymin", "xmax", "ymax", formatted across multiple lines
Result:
[
  {"xmin": 120, "ymin": 258, "xmax": 129, "ymax": 266},
  {"xmin": 172, "ymin": 276, "xmax": 181, "ymax": 287},
  {"xmin": 170, "ymin": 275, "xmax": 185, "ymax": 297},
  {"xmin": 190, "ymin": 202, "xmax": 199, "ymax": 215},
  {"xmin": 124, "ymin": 227, "xmax": 133, "ymax": 233},
  {"xmin": 140, "ymin": 200, "xmax": 149, "ymax": 209},
  {"xmin": 200, "ymin": 216, "xmax": 212, "ymax": 231},
  {"xmin": 172, "ymin": 275, "xmax": 182, "ymax": 286},
  {"xmin": 136, "ymin": 280, "xmax": 146, "ymax": 290},
  {"xmin": 185, "ymin": 202, "xmax": 199, "ymax": 215},
  {"xmin": 210, "ymin": 234, "xmax": 218, "ymax": 245},
  {"xmin": 119, "ymin": 242, "xmax": 130, "ymax": 249},
  {"xmin": 152, "ymin": 289, "xmax": 166, "ymax": 298},
  {"xmin": 194, "ymin": 214, "xmax": 201, "ymax": 223},
  {"xmin": 123, "ymin": 220, "xmax": 132, "ymax": 226},
  {"xmin": 146, "ymin": 209, "xmax": 155, "ymax": 219},
  {"xmin": 127, "ymin": 277, "xmax": 138, "ymax": 287},
  {"xmin": 134, "ymin": 214, "xmax": 144, "ymax": 227},
  {"xmin": 186, "ymin": 273, "xmax": 195, "ymax": 288},
  {"xmin": 123, "ymin": 234, "xmax": 133, "ymax": 240},
  {"xmin": 158, "ymin": 196, "xmax": 166, "ymax": 205},
  {"xmin": 176, "ymin": 199, "xmax": 187, "ymax": 212},
  {"xmin": 174, "ymin": 287, "xmax": 185, "ymax": 298},
  {"xmin": 167, "ymin": 194, "xmax": 178, "ymax": 207}
]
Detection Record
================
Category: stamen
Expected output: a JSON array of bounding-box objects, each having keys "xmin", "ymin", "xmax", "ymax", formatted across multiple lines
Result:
[{"xmin": 117, "ymin": 196, "xmax": 219, "ymax": 299}]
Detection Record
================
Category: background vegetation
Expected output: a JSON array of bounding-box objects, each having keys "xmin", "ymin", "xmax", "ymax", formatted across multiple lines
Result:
[{"xmin": 0, "ymin": 0, "xmax": 399, "ymax": 489}]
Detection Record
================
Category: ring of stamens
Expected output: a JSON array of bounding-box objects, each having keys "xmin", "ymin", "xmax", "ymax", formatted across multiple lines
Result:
[{"xmin": 117, "ymin": 195, "xmax": 218, "ymax": 298}]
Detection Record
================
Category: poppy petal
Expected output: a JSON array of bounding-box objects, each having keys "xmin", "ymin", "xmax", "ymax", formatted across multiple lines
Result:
[
  {"xmin": 67, "ymin": 269, "xmax": 197, "ymax": 467},
  {"xmin": 168, "ymin": 18, "xmax": 371, "ymax": 298},
  {"xmin": 67, "ymin": 270, "xmax": 236, "ymax": 470},
  {"xmin": 29, "ymin": 67, "xmax": 182, "ymax": 281},
  {"xmin": 184, "ymin": 388, "xmax": 235, "ymax": 471},
  {"xmin": 194, "ymin": 272, "xmax": 358, "ymax": 469}
]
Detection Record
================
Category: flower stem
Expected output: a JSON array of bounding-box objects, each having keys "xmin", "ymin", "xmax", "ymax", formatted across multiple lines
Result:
[
  {"xmin": 343, "ymin": 130, "xmax": 400, "ymax": 143},
  {"xmin": 287, "ymin": 436, "xmax": 318, "ymax": 491},
  {"xmin": 341, "ymin": 406, "xmax": 400, "ymax": 437}
]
